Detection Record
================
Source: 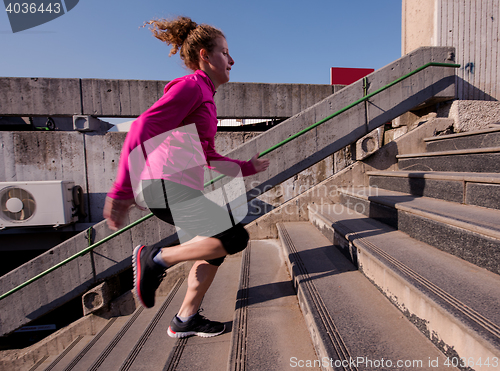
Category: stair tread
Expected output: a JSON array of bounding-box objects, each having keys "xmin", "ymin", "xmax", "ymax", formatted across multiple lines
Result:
[
  {"xmin": 92, "ymin": 293, "xmax": 181, "ymax": 371},
  {"xmin": 162, "ymin": 253, "xmax": 242, "ymax": 371},
  {"xmin": 69, "ymin": 313, "xmax": 141, "ymax": 371},
  {"xmin": 62, "ymin": 276, "xmax": 187, "ymax": 371},
  {"xmin": 45, "ymin": 254, "xmax": 242, "ymax": 371},
  {"xmin": 34, "ymin": 335, "xmax": 94, "ymax": 371},
  {"xmin": 278, "ymin": 222, "xmax": 454, "ymax": 369},
  {"xmin": 310, "ymin": 203, "xmax": 500, "ymax": 329},
  {"xmin": 367, "ymin": 170, "xmax": 500, "ymax": 184},
  {"xmin": 113, "ymin": 278, "xmax": 188, "ymax": 371},
  {"xmin": 424, "ymin": 126, "xmax": 500, "ymax": 142},
  {"xmin": 243, "ymin": 240, "xmax": 320, "ymax": 370},
  {"xmin": 340, "ymin": 186, "xmax": 500, "ymax": 239},
  {"xmin": 396, "ymin": 146, "xmax": 500, "ymax": 159}
]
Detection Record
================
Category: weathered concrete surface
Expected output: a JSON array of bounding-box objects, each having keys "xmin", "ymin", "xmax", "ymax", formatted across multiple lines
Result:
[
  {"xmin": 448, "ymin": 100, "xmax": 500, "ymax": 132},
  {"xmin": 80, "ymin": 79, "xmax": 168, "ymax": 118},
  {"xmin": 309, "ymin": 204, "xmax": 500, "ymax": 365},
  {"xmin": 215, "ymin": 83, "xmax": 339, "ymax": 119},
  {"xmin": 0, "ymin": 46, "xmax": 456, "ymax": 336},
  {"xmin": 82, "ymin": 281, "xmax": 111, "ymax": 316},
  {"xmin": 0, "ymin": 78, "xmax": 82, "ymax": 116},
  {"xmin": 368, "ymin": 171, "xmax": 500, "ymax": 211},
  {"xmin": 355, "ymin": 127, "xmax": 384, "ymax": 160},
  {"xmin": 278, "ymin": 222, "xmax": 453, "ymax": 371},
  {"xmin": 219, "ymin": 47, "xmax": 456, "ymax": 201},
  {"xmin": 0, "ymin": 207, "xmax": 177, "ymax": 336},
  {"xmin": 246, "ymin": 117, "xmax": 455, "ymax": 239},
  {"xmin": 236, "ymin": 240, "xmax": 320, "ymax": 371},
  {"xmin": 425, "ymin": 127, "xmax": 500, "ymax": 152},
  {"xmin": 402, "ymin": 0, "xmax": 500, "ymax": 101},
  {"xmin": 467, "ymin": 182, "xmax": 500, "ymax": 210},
  {"xmin": 402, "ymin": 0, "xmax": 435, "ymax": 55},
  {"xmin": 0, "ymin": 78, "xmax": 335, "ymax": 119},
  {"xmin": 369, "ymin": 175, "xmax": 464, "ymax": 203},
  {"xmin": 0, "ymin": 261, "xmax": 193, "ymax": 370},
  {"xmin": 0, "ymin": 131, "xmax": 261, "ymax": 225},
  {"xmin": 397, "ymin": 151, "xmax": 500, "ymax": 173}
]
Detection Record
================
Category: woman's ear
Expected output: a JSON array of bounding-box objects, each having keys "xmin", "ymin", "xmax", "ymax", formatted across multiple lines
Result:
[{"xmin": 199, "ymin": 48, "xmax": 210, "ymax": 64}]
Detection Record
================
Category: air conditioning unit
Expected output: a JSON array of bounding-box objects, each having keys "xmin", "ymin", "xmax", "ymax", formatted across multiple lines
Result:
[{"xmin": 0, "ymin": 181, "xmax": 78, "ymax": 228}]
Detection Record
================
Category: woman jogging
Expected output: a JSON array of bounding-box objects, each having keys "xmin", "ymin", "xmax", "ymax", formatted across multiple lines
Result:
[{"xmin": 103, "ymin": 16, "xmax": 269, "ymax": 338}]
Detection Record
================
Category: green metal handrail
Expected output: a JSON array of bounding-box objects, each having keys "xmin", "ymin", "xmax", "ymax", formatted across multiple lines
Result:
[{"xmin": 0, "ymin": 61, "xmax": 459, "ymax": 301}]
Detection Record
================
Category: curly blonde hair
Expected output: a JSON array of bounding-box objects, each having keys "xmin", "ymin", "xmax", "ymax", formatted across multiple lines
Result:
[{"xmin": 144, "ymin": 16, "xmax": 225, "ymax": 71}]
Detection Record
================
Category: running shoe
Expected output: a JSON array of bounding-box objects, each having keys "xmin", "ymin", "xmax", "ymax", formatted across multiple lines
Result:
[
  {"xmin": 132, "ymin": 244, "xmax": 166, "ymax": 308},
  {"xmin": 167, "ymin": 312, "xmax": 225, "ymax": 338}
]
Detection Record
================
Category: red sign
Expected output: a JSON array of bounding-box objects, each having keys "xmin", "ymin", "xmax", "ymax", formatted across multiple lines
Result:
[{"xmin": 330, "ymin": 67, "xmax": 375, "ymax": 85}]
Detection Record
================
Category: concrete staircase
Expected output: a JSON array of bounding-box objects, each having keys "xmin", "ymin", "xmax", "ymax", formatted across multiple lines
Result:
[
  {"xmin": 297, "ymin": 126, "xmax": 500, "ymax": 369},
  {"xmin": 15, "ymin": 243, "xmax": 319, "ymax": 371},
  {"xmin": 5, "ymin": 128, "xmax": 500, "ymax": 371}
]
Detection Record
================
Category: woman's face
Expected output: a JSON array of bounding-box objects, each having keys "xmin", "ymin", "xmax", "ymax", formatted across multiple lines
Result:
[{"xmin": 202, "ymin": 36, "xmax": 234, "ymax": 89}]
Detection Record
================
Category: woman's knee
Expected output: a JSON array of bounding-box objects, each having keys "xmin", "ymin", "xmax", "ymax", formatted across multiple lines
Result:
[{"xmin": 218, "ymin": 224, "xmax": 249, "ymax": 255}]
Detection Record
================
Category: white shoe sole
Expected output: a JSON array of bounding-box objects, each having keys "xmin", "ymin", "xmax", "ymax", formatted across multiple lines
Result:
[{"xmin": 167, "ymin": 325, "xmax": 225, "ymax": 338}]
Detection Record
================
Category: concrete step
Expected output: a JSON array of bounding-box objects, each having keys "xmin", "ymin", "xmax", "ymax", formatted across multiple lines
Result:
[
  {"xmin": 424, "ymin": 127, "xmax": 500, "ymax": 152},
  {"xmin": 21, "ymin": 252, "xmax": 243, "ymax": 371},
  {"xmin": 68, "ymin": 282, "xmax": 186, "ymax": 371},
  {"xmin": 307, "ymin": 205, "xmax": 500, "ymax": 366},
  {"xmin": 227, "ymin": 240, "xmax": 319, "ymax": 371},
  {"xmin": 335, "ymin": 186, "xmax": 500, "ymax": 275},
  {"xmin": 161, "ymin": 253, "xmax": 242, "ymax": 371},
  {"xmin": 29, "ymin": 335, "xmax": 94, "ymax": 371},
  {"xmin": 111, "ymin": 276, "xmax": 188, "ymax": 371},
  {"xmin": 55, "ymin": 315, "xmax": 135, "ymax": 371},
  {"xmin": 11, "ymin": 243, "xmax": 318, "ymax": 371},
  {"xmin": 276, "ymin": 222, "xmax": 454, "ymax": 371},
  {"xmin": 367, "ymin": 170, "xmax": 500, "ymax": 209},
  {"xmin": 396, "ymin": 147, "xmax": 500, "ymax": 173},
  {"xmin": 38, "ymin": 276, "xmax": 188, "ymax": 371}
]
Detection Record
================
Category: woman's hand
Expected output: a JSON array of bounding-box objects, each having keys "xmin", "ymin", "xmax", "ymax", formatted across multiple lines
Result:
[
  {"xmin": 250, "ymin": 153, "xmax": 270, "ymax": 173},
  {"xmin": 103, "ymin": 197, "xmax": 136, "ymax": 231}
]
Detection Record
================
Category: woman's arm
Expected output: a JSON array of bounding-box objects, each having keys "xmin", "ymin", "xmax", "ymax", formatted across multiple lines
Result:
[
  {"xmin": 104, "ymin": 79, "xmax": 203, "ymax": 230},
  {"xmin": 204, "ymin": 138, "xmax": 269, "ymax": 177},
  {"xmin": 107, "ymin": 79, "xmax": 203, "ymax": 200}
]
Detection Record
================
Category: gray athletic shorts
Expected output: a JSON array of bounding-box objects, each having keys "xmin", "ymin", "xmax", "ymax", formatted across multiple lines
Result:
[{"xmin": 142, "ymin": 179, "xmax": 249, "ymax": 266}]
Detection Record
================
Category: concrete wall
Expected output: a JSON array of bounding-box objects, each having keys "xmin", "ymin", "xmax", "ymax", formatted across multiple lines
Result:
[
  {"xmin": 0, "ymin": 82, "xmax": 339, "ymax": 252},
  {"xmin": 0, "ymin": 131, "xmax": 261, "ymax": 227},
  {"xmin": 402, "ymin": 0, "xmax": 500, "ymax": 100},
  {"xmin": 0, "ymin": 78, "xmax": 336, "ymax": 119},
  {"xmin": 246, "ymin": 117, "xmax": 455, "ymax": 239},
  {"xmin": 0, "ymin": 81, "xmax": 341, "ymax": 246},
  {"xmin": 217, "ymin": 47, "xmax": 456, "ymax": 203},
  {"xmin": 448, "ymin": 100, "xmax": 500, "ymax": 131},
  {"xmin": 402, "ymin": 0, "xmax": 436, "ymax": 55}
]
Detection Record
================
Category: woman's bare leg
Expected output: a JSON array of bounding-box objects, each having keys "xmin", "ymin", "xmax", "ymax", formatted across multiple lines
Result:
[
  {"xmin": 159, "ymin": 236, "xmax": 226, "ymax": 266},
  {"xmin": 177, "ymin": 260, "xmax": 219, "ymax": 317}
]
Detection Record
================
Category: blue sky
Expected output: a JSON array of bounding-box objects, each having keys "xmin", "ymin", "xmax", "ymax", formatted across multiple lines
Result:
[{"xmin": 1, "ymin": 0, "xmax": 402, "ymax": 85}]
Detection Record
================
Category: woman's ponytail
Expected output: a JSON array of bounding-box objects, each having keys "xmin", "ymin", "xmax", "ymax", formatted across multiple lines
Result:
[{"xmin": 144, "ymin": 16, "xmax": 224, "ymax": 71}]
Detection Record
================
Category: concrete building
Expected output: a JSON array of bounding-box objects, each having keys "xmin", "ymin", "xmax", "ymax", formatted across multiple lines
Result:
[{"xmin": 403, "ymin": 0, "xmax": 500, "ymax": 100}]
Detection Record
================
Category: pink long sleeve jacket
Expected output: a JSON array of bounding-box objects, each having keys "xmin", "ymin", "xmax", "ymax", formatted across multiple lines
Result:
[{"xmin": 107, "ymin": 70, "xmax": 257, "ymax": 201}]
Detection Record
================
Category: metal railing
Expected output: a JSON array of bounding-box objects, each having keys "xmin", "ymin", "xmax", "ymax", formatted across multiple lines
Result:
[{"xmin": 0, "ymin": 62, "xmax": 460, "ymax": 301}]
